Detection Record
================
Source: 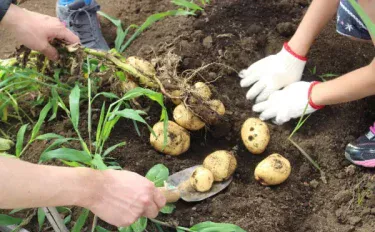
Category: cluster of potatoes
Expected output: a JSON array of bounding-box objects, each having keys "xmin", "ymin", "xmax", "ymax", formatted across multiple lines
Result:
[
  {"xmin": 241, "ymin": 118, "xmax": 291, "ymax": 186},
  {"xmin": 149, "ymin": 83, "xmax": 291, "ymax": 188},
  {"xmin": 150, "ymin": 82, "xmax": 225, "ymax": 156},
  {"xmin": 190, "ymin": 150, "xmax": 237, "ymax": 192}
]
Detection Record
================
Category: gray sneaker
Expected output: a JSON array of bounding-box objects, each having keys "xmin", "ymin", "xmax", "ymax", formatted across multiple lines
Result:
[{"xmin": 56, "ymin": 0, "xmax": 109, "ymax": 51}]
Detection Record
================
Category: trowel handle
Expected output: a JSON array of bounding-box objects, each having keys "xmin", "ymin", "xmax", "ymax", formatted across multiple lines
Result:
[{"xmin": 158, "ymin": 187, "xmax": 181, "ymax": 203}]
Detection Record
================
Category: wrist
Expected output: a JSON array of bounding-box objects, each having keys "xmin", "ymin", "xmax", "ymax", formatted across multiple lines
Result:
[
  {"xmin": 1, "ymin": 4, "xmax": 21, "ymax": 27},
  {"xmin": 283, "ymin": 42, "xmax": 308, "ymax": 61},
  {"xmin": 287, "ymin": 38, "xmax": 310, "ymax": 58},
  {"xmin": 71, "ymin": 167, "xmax": 102, "ymax": 208},
  {"xmin": 308, "ymin": 81, "xmax": 325, "ymax": 110},
  {"xmin": 0, "ymin": 0, "xmax": 14, "ymax": 23}
]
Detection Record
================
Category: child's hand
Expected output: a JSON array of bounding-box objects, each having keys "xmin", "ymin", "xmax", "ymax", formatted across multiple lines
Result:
[
  {"xmin": 252, "ymin": 81, "xmax": 318, "ymax": 125},
  {"xmin": 239, "ymin": 43, "xmax": 307, "ymax": 103}
]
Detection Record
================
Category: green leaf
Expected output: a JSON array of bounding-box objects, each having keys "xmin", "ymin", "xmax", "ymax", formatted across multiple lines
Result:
[
  {"xmin": 35, "ymin": 133, "xmax": 64, "ymax": 140},
  {"xmin": 9, "ymin": 208, "xmax": 24, "ymax": 215},
  {"xmin": 91, "ymin": 154, "xmax": 108, "ymax": 170},
  {"xmin": 49, "ymin": 88, "xmax": 59, "ymax": 121},
  {"xmin": 56, "ymin": 207, "xmax": 72, "ymax": 214},
  {"xmin": 71, "ymin": 208, "xmax": 90, "ymax": 232},
  {"xmin": 0, "ymin": 214, "xmax": 23, "ymax": 226},
  {"xmin": 92, "ymin": 92, "xmax": 119, "ymax": 103},
  {"xmin": 96, "ymin": 226, "xmax": 111, "ymax": 232},
  {"xmin": 113, "ymin": 109, "xmax": 153, "ymax": 134},
  {"xmin": 190, "ymin": 222, "xmax": 246, "ymax": 232},
  {"xmin": 41, "ymin": 138, "xmax": 76, "ymax": 155},
  {"xmin": 69, "ymin": 84, "xmax": 80, "ymax": 130},
  {"xmin": 97, "ymin": 11, "xmax": 125, "ymax": 51},
  {"xmin": 120, "ymin": 10, "xmax": 193, "ymax": 52},
  {"xmin": 37, "ymin": 208, "xmax": 46, "ymax": 232},
  {"xmin": 145, "ymin": 164, "xmax": 169, "ymax": 187},
  {"xmin": 115, "ymin": 71, "xmax": 127, "ymax": 81},
  {"xmin": 31, "ymin": 101, "xmax": 52, "ymax": 141},
  {"xmin": 103, "ymin": 141, "xmax": 126, "ymax": 157},
  {"xmin": 96, "ymin": 102, "xmax": 106, "ymax": 144},
  {"xmin": 172, "ymin": 0, "xmax": 203, "ymax": 11},
  {"xmin": 15, "ymin": 124, "xmax": 28, "ymax": 157},
  {"xmin": 118, "ymin": 227, "xmax": 133, "ymax": 232},
  {"xmin": 40, "ymin": 148, "xmax": 91, "ymax": 163},
  {"xmin": 160, "ymin": 203, "xmax": 176, "ymax": 214},
  {"xmin": 131, "ymin": 217, "xmax": 147, "ymax": 232},
  {"xmin": 64, "ymin": 214, "xmax": 72, "ymax": 224}
]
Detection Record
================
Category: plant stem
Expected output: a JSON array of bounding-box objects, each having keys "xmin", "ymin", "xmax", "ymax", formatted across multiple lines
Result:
[
  {"xmin": 149, "ymin": 219, "xmax": 193, "ymax": 232},
  {"xmin": 91, "ymin": 215, "xmax": 98, "ymax": 232},
  {"xmin": 288, "ymin": 138, "xmax": 327, "ymax": 183},
  {"xmin": 84, "ymin": 48, "xmax": 159, "ymax": 88},
  {"xmin": 87, "ymin": 57, "xmax": 92, "ymax": 154},
  {"xmin": 18, "ymin": 141, "xmax": 31, "ymax": 158}
]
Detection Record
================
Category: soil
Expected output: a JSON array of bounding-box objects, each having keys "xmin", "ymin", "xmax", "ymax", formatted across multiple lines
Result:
[{"xmin": 1, "ymin": 0, "xmax": 375, "ymax": 232}]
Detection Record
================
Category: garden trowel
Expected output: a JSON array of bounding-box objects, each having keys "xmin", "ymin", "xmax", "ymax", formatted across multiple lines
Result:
[{"xmin": 159, "ymin": 165, "xmax": 233, "ymax": 203}]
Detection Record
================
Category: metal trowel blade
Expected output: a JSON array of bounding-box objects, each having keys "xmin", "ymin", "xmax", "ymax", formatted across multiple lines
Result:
[{"xmin": 166, "ymin": 165, "xmax": 233, "ymax": 202}]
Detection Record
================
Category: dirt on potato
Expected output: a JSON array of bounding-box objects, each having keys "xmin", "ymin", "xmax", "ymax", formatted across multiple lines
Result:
[{"xmin": 1, "ymin": 0, "xmax": 375, "ymax": 231}]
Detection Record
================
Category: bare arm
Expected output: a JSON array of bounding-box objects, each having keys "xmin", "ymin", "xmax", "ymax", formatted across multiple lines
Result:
[
  {"xmin": 289, "ymin": 0, "xmax": 340, "ymax": 56},
  {"xmin": 0, "ymin": 157, "xmax": 166, "ymax": 227},
  {"xmin": 0, "ymin": 156, "xmax": 91, "ymax": 209},
  {"xmin": 311, "ymin": 59, "xmax": 375, "ymax": 105}
]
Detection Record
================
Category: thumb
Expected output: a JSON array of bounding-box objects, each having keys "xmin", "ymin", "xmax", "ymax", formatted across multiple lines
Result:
[
  {"xmin": 41, "ymin": 43, "xmax": 59, "ymax": 61},
  {"xmin": 56, "ymin": 27, "xmax": 80, "ymax": 44}
]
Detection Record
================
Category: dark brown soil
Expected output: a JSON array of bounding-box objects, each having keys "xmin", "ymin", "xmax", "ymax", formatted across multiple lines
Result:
[{"xmin": 1, "ymin": 0, "xmax": 375, "ymax": 231}]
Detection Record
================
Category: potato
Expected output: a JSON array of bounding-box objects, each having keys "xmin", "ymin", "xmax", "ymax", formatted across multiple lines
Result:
[
  {"xmin": 203, "ymin": 150, "xmax": 237, "ymax": 182},
  {"xmin": 171, "ymin": 90, "xmax": 183, "ymax": 105},
  {"xmin": 254, "ymin": 154, "xmax": 291, "ymax": 186},
  {"xmin": 194, "ymin": 82, "xmax": 212, "ymax": 100},
  {"xmin": 150, "ymin": 121, "xmax": 190, "ymax": 156},
  {"xmin": 0, "ymin": 138, "xmax": 14, "ymax": 151},
  {"xmin": 190, "ymin": 166, "xmax": 214, "ymax": 192},
  {"xmin": 173, "ymin": 104, "xmax": 205, "ymax": 131},
  {"xmin": 118, "ymin": 79, "xmax": 138, "ymax": 93},
  {"xmin": 241, "ymin": 118, "xmax": 270, "ymax": 154},
  {"xmin": 208, "ymin": 99, "xmax": 225, "ymax": 116},
  {"xmin": 126, "ymin": 56, "xmax": 156, "ymax": 76}
]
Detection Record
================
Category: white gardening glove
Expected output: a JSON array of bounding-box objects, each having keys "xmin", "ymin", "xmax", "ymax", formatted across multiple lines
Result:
[
  {"xmin": 240, "ymin": 43, "xmax": 307, "ymax": 103},
  {"xmin": 252, "ymin": 81, "xmax": 324, "ymax": 125}
]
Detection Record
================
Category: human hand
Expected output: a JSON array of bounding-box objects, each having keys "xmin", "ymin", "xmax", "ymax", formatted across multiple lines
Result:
[
  {"xmin": 1, "ymin": 4, "xmax": 79, "ymax": 61},
  {"xmin": 239, "ymin": 43, "xmax": 307, "ymax": 103},
  {"xmin": 252, "ymin": 81, "xmax": 323, "ymax": 125},
  {"xmin": 83, "ymin": 170, "xmax": 166, "ymax": 227}
]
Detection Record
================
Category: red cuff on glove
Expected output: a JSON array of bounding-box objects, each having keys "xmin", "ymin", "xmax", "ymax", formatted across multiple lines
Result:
[
  {"xmin": 284, "ymin": 42, "xmax": 308, "ymax": 61},
  {"xmin": 308, "ymin": 81, "xmax": 325, "ymax": 110}
]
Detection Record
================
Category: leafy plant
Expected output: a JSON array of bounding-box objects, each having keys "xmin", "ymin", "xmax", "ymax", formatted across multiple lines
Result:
[{"xmin": 0, "ymin": 65, "xmax": 76, "ymax": 123}]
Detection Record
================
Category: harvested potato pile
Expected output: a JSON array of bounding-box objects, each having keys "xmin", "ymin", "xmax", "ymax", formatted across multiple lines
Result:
[
  {"xmin": 203, "ymin": 150, "xmax": 237, "ymax": 181},
  {"xmin": 254, "ymin": 154, "xmax": 291, "ymax": 186},
  {"xmin": 241, "ymin": 118, "xmax": 270, "ymax": 155},
  {"xmin": 190, "ymin": 166, "xmax": 214, "ymax": 192},
  {"xmin": 150, "ymin": 121, "xmax": 190, "ymax": 156}
]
